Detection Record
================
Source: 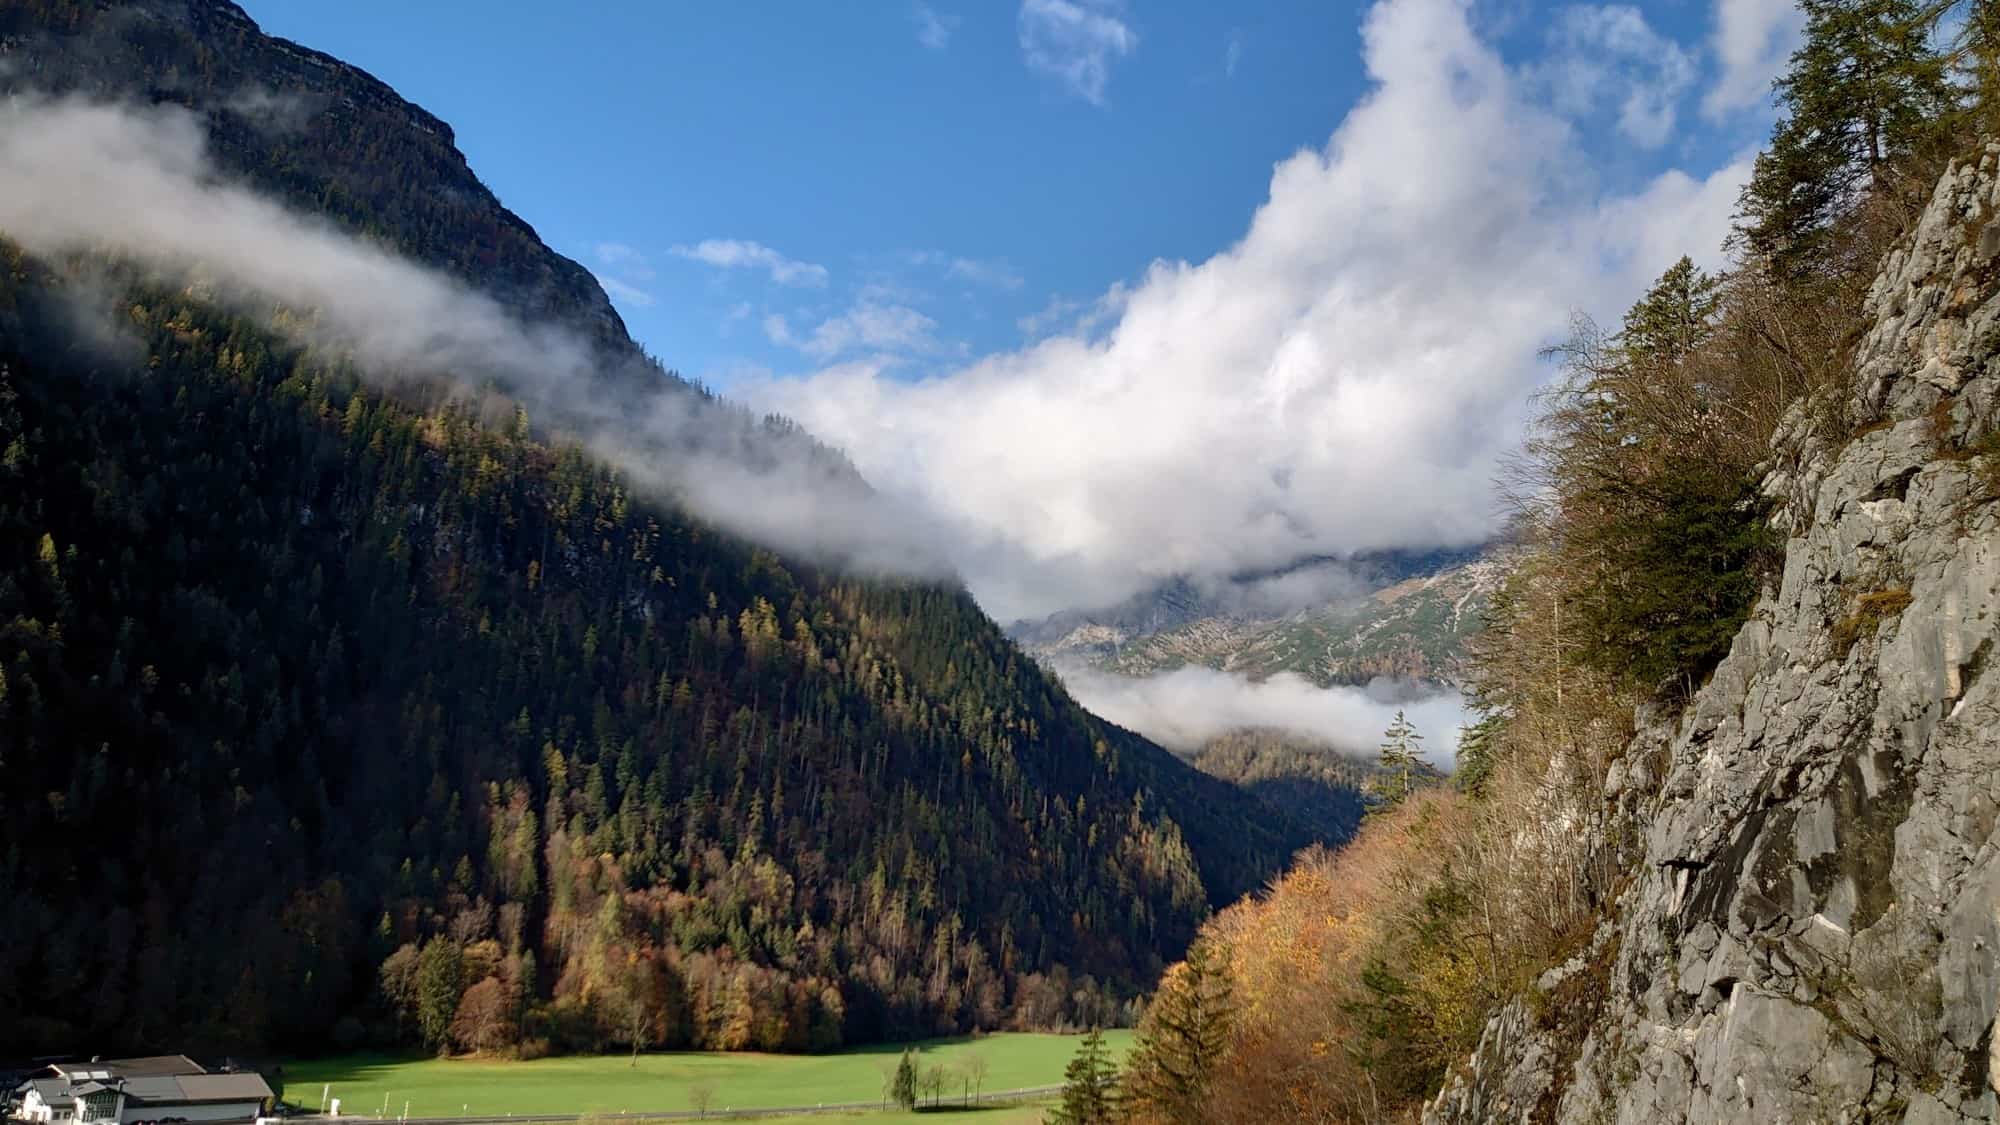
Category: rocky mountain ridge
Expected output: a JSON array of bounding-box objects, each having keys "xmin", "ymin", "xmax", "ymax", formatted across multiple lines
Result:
[
  {"xmin": 1425, "ymin": 145, "xmax": 2000, "ymax": 1125},
  {"xmin": 1013, "ymin": 548, "xmax": 1498, "ymax": 688},
  {"xmin": 0, "ymin": 0, "xmax": 626, "ymax": 347}
]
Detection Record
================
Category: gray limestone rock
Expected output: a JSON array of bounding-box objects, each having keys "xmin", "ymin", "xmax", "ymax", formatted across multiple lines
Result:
[{"xmin": 1426, "ymin": 151, "xmax": 2000, "ymax": 1124}]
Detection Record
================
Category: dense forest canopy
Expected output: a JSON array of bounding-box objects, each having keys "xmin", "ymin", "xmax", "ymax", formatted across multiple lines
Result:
[{"xmin": 0, "ymin": 0, "xmax": 1317, "ymax": 1058}]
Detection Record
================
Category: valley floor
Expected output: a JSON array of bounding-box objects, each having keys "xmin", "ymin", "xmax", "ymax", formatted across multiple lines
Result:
[{"xmin": 281, "ymin": 1032, "xmax": 1132, "ymax": 1119}]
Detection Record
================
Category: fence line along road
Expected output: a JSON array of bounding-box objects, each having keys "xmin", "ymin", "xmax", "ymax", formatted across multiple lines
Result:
[{"xmin": 308, "ymin": 1084, "xmax": 1063, "ymax": 1124}]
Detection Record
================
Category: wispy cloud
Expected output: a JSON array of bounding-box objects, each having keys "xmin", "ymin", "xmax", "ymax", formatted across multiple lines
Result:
[
  {"xmin": 1017, "ymin": 294, "xmax": 1084, "ymax": 338},
  {"xmin": 770, "ymin": 301, "xmax": 939, "ymax": 361},
  {"xmin": 596, "ymin": 276, "xmax": 655, "ymax": 307},
  {"xmin": 672, "ymin": 238, "xmax": 829, "ymax": 288},
  {"xmin": 1224, "ymin": 29, "xmax": 1245, "ymax": 78},
  {"xmin": 914, "ymin": 4, "xmax": 958, "ymax": 49},
  {"xmin": 1703, "ymin": 0, "xmax": 1804, "ymax": 117},
  {"xmin": 1018, "ymin": 0, "xmax": 1137, "ymax": 105},
  {"xmin": 1014, "ymin": 287, "xmax": 1125, "ymax": 341},
  {"xmin": 946, "ymin": 257, "xmax": 1025, "ymax": 290},
  {"xmin": 904, "ymin": 249, "xmax": 1025, "ymax": 290},
  {"xmin": 0, "ymin": 95, "xmax": 955, "ymax": 585},
  {"xmin": 594, "ymin": 241, "xmax": 656, "ymax": 280},
  {"xmin": 1054, "ymin": 662, "xmax": 1469, "ymax": 763},
  {"xmin": 592, "ymin": 242, "xmax": 657, "ymax": 307},
  {"xmin": 1531, "ymin": 5, "xmax": 1695, "ymax": 148}
]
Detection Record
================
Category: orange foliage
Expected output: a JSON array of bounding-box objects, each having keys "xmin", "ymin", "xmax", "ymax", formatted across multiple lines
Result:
[{"xmin": 1193, "ymin": 791, "xmax": 1467, "ymax": 1124}]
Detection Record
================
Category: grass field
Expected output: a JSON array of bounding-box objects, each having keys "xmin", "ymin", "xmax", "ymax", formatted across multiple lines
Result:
[
  {"xmin": 709, "ymin": 1106, "xmax": 1050, "ymax": 1125},
  {"xmin": 282, "ymin": 1031, "xmax": 1133, "ymax": 1119}
]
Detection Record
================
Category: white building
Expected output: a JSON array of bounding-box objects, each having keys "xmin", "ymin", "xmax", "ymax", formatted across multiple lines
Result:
[{"xmin": 16, "ymin": 1057, "xmax": 273, "ymax": 1125}]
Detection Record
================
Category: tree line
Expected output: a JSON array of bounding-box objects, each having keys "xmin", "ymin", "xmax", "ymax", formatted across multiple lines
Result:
[{"xmin": 0, "ymin": 251, "xmax": 1305, "ymax": 1057}]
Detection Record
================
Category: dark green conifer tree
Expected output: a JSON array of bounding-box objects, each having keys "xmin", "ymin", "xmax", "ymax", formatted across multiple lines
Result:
[
  {"xmin": 1046, "ymin": 1029, "xmax": 1120, "ymax": 1125},
  {"xmin": 1738, "ymin": 0, "xmax": 1958, "ymax": 271}
]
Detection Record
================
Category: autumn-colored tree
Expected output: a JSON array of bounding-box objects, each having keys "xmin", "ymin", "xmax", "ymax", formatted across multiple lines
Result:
[{"xmin": 448, "ymin": 976, "xmax": 518, "ymax": 1054}]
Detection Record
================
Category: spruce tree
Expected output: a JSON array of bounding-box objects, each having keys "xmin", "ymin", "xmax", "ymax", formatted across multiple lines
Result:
[
  {"xmin": 1738, "ymin": 0, "xmax": 1958, "ymax": 271},
  {"xmin": 1616, "ymin": 256, "xmax": 1720, "ymax": 368},
  {"xmin": 1454, "ymin": 713, "xmax": 1503, "ymax": 797},
  {"xmin": 1121, "ymin": 942, "xmax": 1233, "ymax": 1123},
  {"xmin": 1368, "ymin": 710, "xmax": 1425, "ymax": 807},
  {"xmin": 1046, "ymin": 1029, "xmax": 1120, "ymax": 1125}
]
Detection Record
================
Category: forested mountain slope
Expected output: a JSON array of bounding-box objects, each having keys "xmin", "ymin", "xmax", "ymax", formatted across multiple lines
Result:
[
  {"xmin": 1013, "ymin": 549, "xmax": 1498, "ymax": 689},
  {"xmin": 0, "ymin": 0, "xmax": 624, "ymax": 348},
  {"xmin": 0, "ymin": 0, "xmax": 1306, "ymax": 1057}
]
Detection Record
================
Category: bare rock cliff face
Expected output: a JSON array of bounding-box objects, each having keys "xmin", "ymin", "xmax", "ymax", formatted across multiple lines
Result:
[{"xmin": 1428, "ymin": 151, "xmax": 2000, "ymax": 1123}]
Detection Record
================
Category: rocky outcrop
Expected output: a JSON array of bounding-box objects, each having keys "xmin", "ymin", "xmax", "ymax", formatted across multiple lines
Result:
[
  {"xmin": 1011, "ymin": 548, "xmax": 1499, "ymax": 688},
  {"xmin": 0, "ymin": 0, "xmax": 627, "ymax": 348},
  {"xmin": 1428, "ymin": 150, "xmax": 2000, "ymax": 1123}
]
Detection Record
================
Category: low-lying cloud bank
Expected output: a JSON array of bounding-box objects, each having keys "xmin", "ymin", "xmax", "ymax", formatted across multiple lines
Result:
[
  {"xmin": 0, "ymin": 94, "xmax": 954, "ymax": 581},
  {"xmin": 1056, "ymin": 662, "xmax": 1469, "ymax": 766},
  {"xmin": 0, "ymin": 0, "xmax": 1778, "ymax": 645},
  {"xmin": 746, "ymin": 0, "xmax": 1756, "ymax": 623}
]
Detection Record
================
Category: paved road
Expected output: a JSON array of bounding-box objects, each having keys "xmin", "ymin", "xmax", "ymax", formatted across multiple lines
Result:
[{"xmin": 310, "ymin": 1084, "xmax": 1060, "ymax": 1123}]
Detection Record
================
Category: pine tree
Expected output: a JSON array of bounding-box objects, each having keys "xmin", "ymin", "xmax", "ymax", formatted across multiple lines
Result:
[
  {"xmin": 1046, "ymin": 1028, "xmax": 1120, "ymax": 1125},
  {"xmin": 1737, "ymin": 0, "xmax": 1958, "ymax": 271},
  {"xmin": 1121, "ymin": 943, "xmax": 1233, "ymax": 1123},
  {"xmin": 891, "ymin": 1048, "xmax": 919, "ymax": 1111},
  {"xmin": 1367, "ymin": 710, "xmax": 1424, "ymax": 807}
]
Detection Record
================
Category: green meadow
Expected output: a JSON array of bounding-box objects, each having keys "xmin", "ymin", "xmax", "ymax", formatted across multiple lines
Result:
[{"xmin": 283, "ymin": 1031, "xmax": 1135, "ymax": 1118}]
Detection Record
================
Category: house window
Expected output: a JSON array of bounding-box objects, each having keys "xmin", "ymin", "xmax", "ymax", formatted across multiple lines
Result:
[{"xmin": 84, "ymin": 1094, "xmax": 119, "ymax": 1122}]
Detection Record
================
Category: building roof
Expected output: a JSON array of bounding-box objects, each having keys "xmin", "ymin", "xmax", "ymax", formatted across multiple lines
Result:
[
  {"xmin": 167, "ymin": 1075, "xmax": 273, "ymax": 1104},
  {"xmin": 30, "ymin": 1060, "xmax": 270, "ymax": 1108},
  {"xmin": 27, "ymin": 1079, "xmax": 76, "ymax": 1108},
  {"xmin": 51, "ymin": 1058, "xmax": 205, "ymax": 1081}
]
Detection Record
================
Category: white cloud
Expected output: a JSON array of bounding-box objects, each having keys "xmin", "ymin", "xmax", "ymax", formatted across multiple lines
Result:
[
  {"xmin": 946, "ymin": 257, "xmax": 1025, "ymax": 289},
  {"xmin": 0, "ymin": 95, "xmax": 955, "ymax": 586},
  {"xmin": 1224, "ymin": 29, "xmax": 1245, "ymax": 78},
  {"xmin": 915, "ymin": 4, "xmax": 958, "ymax": 49},
  {"xmin": 672, "ymin": 238, "xmax": 829, "ymax": 287},
  {"xmin": 1705, "ymin": 0, "xmax": 1803, "ymax": 117},
  {"xmin": 781, "ymin": 301, "xmax": 939, "ymax": 360},
  {"xmin": 1056, "ymin": 663, "xmax": 1469, "ymax": 764},
  {"xmin": 748, "ymin": 0, "xmax": 1752, "ymax": 623},
  {"xmin": 1019, "ymin": 0, "xmax": 1137, "ymax": 105},
  {"xmin": 591, "ymin": 242, "xmax": 657, "ymax": 307},
  {"xmin": 596, "ymin": 275, "xmax": 655, "ymax": 307},
  {"xmin": 898, "ymin": 249, "xmax": 1025, "ymax": 291},
  {"xmin": 1017, "ymin": 293, "xmax": 1085, "ymax": 338},
  {"xmin": 1534, "ymin": 5, "xmax": 1695, "ymax": 148},
  {"xmin": 594, "ymin": 241, "xmax": 656, "ymax": 281}
]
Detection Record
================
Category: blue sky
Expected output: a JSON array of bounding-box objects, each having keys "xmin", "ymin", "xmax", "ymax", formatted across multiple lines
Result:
[
  {"xmin": 239, "ymin": 0, "xmax": 1799, "ymax": 624},
  {"xmin": 185, "ymin": 0, "xmax": 1813, "ymax": 747},
  {"xmin": 241, "ymin": 0, "xmax": 1777, "ymax": 387}
]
